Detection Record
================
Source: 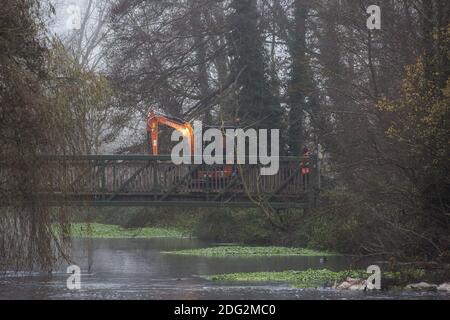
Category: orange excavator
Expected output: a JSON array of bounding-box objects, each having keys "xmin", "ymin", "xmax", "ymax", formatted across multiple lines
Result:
[
  {"xmin": 146, "ymin": 109, "xmax": 237, "ymax": 179},
  {"xmin": 147, "ymin": 110, "xmax": 194, "ymax": 156}
]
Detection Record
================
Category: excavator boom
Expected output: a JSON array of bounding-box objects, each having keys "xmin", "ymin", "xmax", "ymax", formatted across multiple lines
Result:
[{"xmin": 146, "ymin": 110, "xmax": 194, "ymax": 155}]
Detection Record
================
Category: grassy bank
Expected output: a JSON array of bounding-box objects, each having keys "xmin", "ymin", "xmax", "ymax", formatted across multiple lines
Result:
[
  {"xmin": 69, "ymin": 223, "xmax": 186, "ymax": 239},
  {"xmin": 163, "ymin": 246, "xmax": 337, "ymax": 257},
  {"xmin": 74, "ymin": 207, "xmax": 359, "ymax": 254}
]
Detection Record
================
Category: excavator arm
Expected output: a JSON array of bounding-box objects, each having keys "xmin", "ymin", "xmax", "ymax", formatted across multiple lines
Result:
[{"xmin": 146, "ymin": 110, "xmax": 194, "ymax": 155}]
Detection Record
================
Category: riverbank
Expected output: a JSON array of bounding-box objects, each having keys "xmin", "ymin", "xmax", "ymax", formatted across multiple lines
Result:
[
  {"xmin": 69, "ymin": 223, "xmax": 186, "ymax": 238},
  {"xmin": 207, "ymin": 268, "xmax": 450, "ymax": 292}
]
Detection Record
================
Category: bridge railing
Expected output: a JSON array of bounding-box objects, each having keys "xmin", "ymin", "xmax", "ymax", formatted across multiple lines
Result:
[{"xmin": 33, "ymin": 155, "xmax": 318, "ymax": 208}]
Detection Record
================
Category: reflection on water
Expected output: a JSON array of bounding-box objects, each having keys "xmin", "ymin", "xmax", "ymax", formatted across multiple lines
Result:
[{"xmin": 0, "ymin": 238, "xmax": 447, "ymax": 300}]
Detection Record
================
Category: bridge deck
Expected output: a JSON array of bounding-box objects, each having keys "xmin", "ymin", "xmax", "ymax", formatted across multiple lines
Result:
[{"xmin": 24, "ymin": 155, "xmax": 318, "ymax": 208}]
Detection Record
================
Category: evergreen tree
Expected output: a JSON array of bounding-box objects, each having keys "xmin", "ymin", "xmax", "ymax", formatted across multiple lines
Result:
[{"xmin": 228, "ymin": 0, "xmax": 282, "ymax": 130}]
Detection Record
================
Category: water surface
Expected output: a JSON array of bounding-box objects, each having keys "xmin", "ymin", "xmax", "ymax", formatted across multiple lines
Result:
[{"xmin": 0, "ymin": 238, "xmax": 447, "ymax": 300}]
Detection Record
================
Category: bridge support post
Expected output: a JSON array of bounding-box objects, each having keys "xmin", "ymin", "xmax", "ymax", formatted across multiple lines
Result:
[
  {"xmin": 307, "ymin": 154, "xmax": 319, "ymax": 209},
  {"xmin": 152, "ymin": 160, "xmax": 160, "ymax": 192}
]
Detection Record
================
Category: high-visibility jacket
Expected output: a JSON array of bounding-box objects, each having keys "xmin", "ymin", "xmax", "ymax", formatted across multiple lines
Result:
[{"xmin": 301, "ymin": 150, "xmax": 310, "ymax": 176}]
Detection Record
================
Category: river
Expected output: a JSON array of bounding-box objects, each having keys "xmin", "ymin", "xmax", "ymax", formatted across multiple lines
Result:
[{"xmin": 0, "ymin": 238, "xmax": 447, "ymax": 300}]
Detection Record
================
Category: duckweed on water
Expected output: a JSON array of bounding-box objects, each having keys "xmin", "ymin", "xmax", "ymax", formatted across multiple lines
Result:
[
  {"xmin": 208, "ymin": 269, "xmax": 366, "ymax": 288},
  {"xmin": 163, "ymin": 246, "xmax": 338, "ymax": 257},
  {"xmin": 207, "ymin": 269, "xmax": 427, "ymax": 289},
  {"xmin": 70, "ymin": 223, "xmax": 185, "ymax": 238}
]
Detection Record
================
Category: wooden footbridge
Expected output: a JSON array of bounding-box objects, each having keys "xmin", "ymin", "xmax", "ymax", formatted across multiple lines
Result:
[{"xmin": 28, "ymin": 155, "xmax": 319, "ymax": 209}]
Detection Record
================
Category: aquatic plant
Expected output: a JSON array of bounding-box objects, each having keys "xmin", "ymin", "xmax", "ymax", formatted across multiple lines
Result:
[
  {"xmin": 164, "ymin": 246, "xmax": 338, "ymax": 257},
  {"xmin": 70, "ymin": 223, "xmax": 185, "ymax": 238},
  {"xmin": 208, "ymin": 269, "xmax": 367, "ymax": 288}
]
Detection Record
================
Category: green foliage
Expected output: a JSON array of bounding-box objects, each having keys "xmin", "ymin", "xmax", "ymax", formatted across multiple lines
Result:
[
  {"xmin": 70, "ymin": 223, "xmax": 185, "ymax": 239},
  {"xmin": 228, "ymin": 0, "xmax": 282, "ymax": 129},
  {"xmin": 74, "ymin": 207, "xmax": 203, "ymax": 233},
  {"xmin": 379, "ymin": 57, "xmax": 450, "ymax": 175},
  {"xmin": 303, "ymin": 215, "xmax": 360, "ymax": 253},
  {"xmin": 192, "ymin": 209, "xmax": 274, "ymax": 244},
  {"xmin": 374, "ymin": 48, "xmax": 450, "ymax": 259},
  {"xmin": 164, "ymin": 246, "xmax": 337, "ymax": 257},
  {"xmin": 208, "ymin": 269, "xmax": 366, "ymax": 288},
  {"xmin": 0, "ymin": 0, "xmax": 71, "ymax": 271}
]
